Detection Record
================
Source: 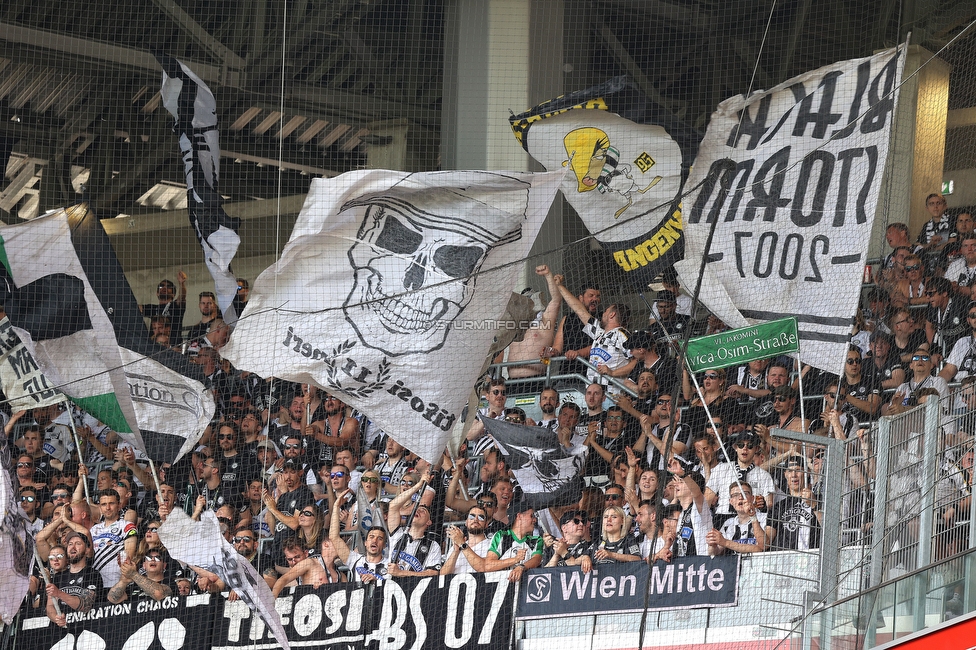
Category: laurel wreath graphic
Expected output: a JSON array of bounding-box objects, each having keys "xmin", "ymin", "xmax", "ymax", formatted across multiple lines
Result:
[{"xmin": 322, "ymin": 339, "xmax": 390, "ymax": 398}]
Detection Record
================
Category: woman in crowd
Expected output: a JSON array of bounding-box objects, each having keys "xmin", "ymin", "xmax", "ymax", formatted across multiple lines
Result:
[
  {"xmin": 347, "ymin": 469, "xmax": 383, "ymax": 533},
  {"xmin": 623, "ymin": 448, "xmax": 659, "ymax": 513},
  {"xmin": 295, "ymin": 505, "xmax": 327, "ymax": 556},
  {"xmin": 136, "ymin": 519, "xmax": 166, "ymax": 561},
  {"xmin": 682, "ymin": 367, "xmax": 729, "ymax": 434},
  {"xmin": 589, "ymin": 505, "xmax": 641, "ymax": 565}
]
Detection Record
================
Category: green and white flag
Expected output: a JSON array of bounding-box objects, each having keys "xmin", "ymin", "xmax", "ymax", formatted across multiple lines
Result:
[
  {"xmin": 0, "ymin": 207, "xmax": 215, "ymax": 463},
  {"xmin": 0, "ymin": 208, "xmax": 141, "ymax": 445}
]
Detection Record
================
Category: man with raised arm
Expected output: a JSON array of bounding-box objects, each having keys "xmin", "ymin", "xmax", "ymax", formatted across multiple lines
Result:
[
  {"xmin": 385, "ymin": 471, "xmax": 442, "ymax": 577},
  {"xmin": 330, "ymin": 488, "xmax": 388, "ymax": 583},
  {"xmin": 554, "ymin": 274, "xmax": 635, "ymax": 387}
]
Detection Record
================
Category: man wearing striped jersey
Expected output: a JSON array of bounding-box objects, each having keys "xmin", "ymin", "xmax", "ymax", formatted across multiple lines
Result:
[{"xmin": 89, "ymin": 489, "xmax": 138, "ymax": 587}]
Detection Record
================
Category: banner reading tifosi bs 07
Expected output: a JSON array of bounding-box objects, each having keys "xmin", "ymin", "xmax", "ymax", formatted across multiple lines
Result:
[
  {"xmin": 510, "ymin": 76, "xmax": 701, "ymax": 287},
  {"xmin": 215, "ymin": 575, "xmax": 513, "ymax": 650},
  {"xmin": 517, "ymin": 556, "xmax": 740, "ymax": 620},
  {"xmin": 15, "ymin": 574, "xmax": 514, "ymax": 650},
  {"xmin": 674, "ymin": 46, "xmax": 905, "ymax": 374}
]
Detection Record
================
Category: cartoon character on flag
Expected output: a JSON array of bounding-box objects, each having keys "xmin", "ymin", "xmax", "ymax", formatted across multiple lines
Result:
[
  {"xmin": 562, "ymin": 126, "xmax": 663, "ymax": 218},
  {"xmin": 510, "ymin": 75, "xmax": 701, "ymax": 286}
]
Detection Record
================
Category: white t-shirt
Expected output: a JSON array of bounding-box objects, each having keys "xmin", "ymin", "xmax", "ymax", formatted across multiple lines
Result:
[
  {"xmin": 717, "ymin": 512, "xmax": 768, "ymax": 551},
  {"xmin": 445, "ymin": 537, "xmax": 492, "ymax": 574},
  {"xmin": 706, "ymin": 462, "xmax": 776, "ymax": 515},
  {"xmin": 345, "ymin": 550, "xmax": 388, "ymax": 582},
  {"xmin": 946, "ymin": 335, "xmax": 976, "ymax": 381},
  {"xmin": 945, "ymin": 258, "xmax": 976, "ymax": 288},
  {"xmin": 389, "ymin": 529, "xmax": 443, "ymax": 572},
  {"xmin": 895, "ymin": 375, "xmax": 949, "ymax": 400}
]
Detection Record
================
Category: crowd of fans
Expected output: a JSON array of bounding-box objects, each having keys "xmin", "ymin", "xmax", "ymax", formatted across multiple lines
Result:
[{"xmin": 5, "ymin": 192, "xmax": 976, "ymax": 626}]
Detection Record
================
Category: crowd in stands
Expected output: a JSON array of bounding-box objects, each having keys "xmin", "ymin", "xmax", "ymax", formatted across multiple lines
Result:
[{"xmin": 6, "ymin": 192, "xmax": 976, "ymax": 626}]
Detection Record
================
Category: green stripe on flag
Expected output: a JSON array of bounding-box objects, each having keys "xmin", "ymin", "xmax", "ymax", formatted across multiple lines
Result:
[
  {"xmin": 0, "ymin": 237, "xmax": 11, "ymax": 277},
  {"xmin": 70, "ymin": 393, "xmax": 133, "ymax": 434}
]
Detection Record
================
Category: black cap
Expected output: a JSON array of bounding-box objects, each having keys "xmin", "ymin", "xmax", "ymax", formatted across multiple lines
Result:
[
  {"xmin": 282, "ymin": 459, "xmax": 301, "ymax": 470},
  {"xmin": 560, "ymin": 509, "xmax": 586, "ymax": 526},
  {"xmin": 870, "ymin": 330, "xmax": 893, "ymax": 344},
  {"xmin": 511, "ymin": 499, "xmax": 534, "ymax": 518},
  {"xmin": 784, "ymin": 456, "xmax": 807, "ymax": 471},
  {"xmin": 730, "ymin": 429, "xmax": 762, "ymax": 447},
  {"xmin": 656, "ymin": 290, "xmax": 678, "ymax": 304},
  {"xmin": 624, "ymin": 331, "xmax": 654, "ymax": 350}
]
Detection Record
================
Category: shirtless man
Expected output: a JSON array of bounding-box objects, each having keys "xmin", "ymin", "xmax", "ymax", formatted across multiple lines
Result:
[{"xmin": 507, "ymin": 265, "xmax": 563, "ymax": 379}]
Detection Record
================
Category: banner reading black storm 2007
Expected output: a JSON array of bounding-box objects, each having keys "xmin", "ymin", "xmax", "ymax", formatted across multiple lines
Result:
[
  {"xmin": 674, "ymin": 46, "xmax": 906, "ymax": 373},
  {"xmin": 510, "ymin": 76, "xmax": 701, "ymax": 286}
]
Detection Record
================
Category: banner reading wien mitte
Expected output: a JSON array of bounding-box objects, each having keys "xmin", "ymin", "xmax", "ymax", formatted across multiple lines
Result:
[
  {"xmin": 518, "ymin": 556, "xmax": 740, "ymax": 619},
  {"xmin": 510, "ymin": 76, "xmax": 701, "ymax": 287},
  {"xmin": 686, "ymin": 318, "xmax": 799, "ymax": 373}
]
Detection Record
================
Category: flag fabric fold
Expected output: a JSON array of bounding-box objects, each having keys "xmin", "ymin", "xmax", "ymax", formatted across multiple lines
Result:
[
  {"xmin": 510, "ymin": 76, "xmax": 701, "ymax": 287},
  {"xmin": 0, "ymin": 208, "xmax": 141, "ymax": 442},
  {"xmin": 157, "ymin": 54, "xmax": 240, "ymax": 325},
  {"xmin": 158, "ymin": 509, "xmax": 290, "ymax": 650},
  {"xmin": 0, "ymin": 441, "xmax": 34, "ymax": 624},
  {"xmin": 480, "ymin": 416, "xmax": 585, "ymax": 510},
  {"xmin": 221, "ymin": 169, "xmax": 563, "ymax": 462},
  {"xmin": 673, "ymin": 46, "xmax": 905, "ymax": 373},
  {"xmin": 0, "ymin": 315, "xmax": 66, "ymax": 412}
]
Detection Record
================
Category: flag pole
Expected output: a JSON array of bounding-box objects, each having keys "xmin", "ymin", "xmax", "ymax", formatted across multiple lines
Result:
[
  {"xmin": 64, "ymin": 408, "xmax": 90, "ymax": 503},
  {"xmin": 147, "ymin": 457, "xmax": 164, "ymax": 495},
  {"xmin": 795, "ymin": 348, "xmax": 807, "ymax": 432},
  {"xmin": 32, "ymin": 545, "xmax": 61, "ymax": 617}
]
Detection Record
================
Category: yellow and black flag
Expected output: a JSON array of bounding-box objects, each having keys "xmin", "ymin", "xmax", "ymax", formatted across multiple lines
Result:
[{"xmin": 510, "ymin": 76, "xmax": 700, "ymax": 286}]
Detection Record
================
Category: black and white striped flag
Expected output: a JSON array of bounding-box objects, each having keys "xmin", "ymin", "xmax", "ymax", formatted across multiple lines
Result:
[{"xmin": 157, "ymin": 54, "xmax": 241, "ymax": 325}]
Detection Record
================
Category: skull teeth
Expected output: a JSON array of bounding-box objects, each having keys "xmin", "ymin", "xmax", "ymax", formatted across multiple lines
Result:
[{"xmin": 367, "ymin": 289, "xmax": 448, "ymax": 334}]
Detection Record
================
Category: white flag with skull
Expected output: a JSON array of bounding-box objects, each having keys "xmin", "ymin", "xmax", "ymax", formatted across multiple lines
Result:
[{"xmin": 221, "ymin": 169, "xmax": 563, "ymax": 462}]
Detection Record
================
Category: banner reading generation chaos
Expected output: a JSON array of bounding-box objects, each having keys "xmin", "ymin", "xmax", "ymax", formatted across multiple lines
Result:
[{"xmin": 510, "ymin": 76, "xmax": 701, "ymax": 287}]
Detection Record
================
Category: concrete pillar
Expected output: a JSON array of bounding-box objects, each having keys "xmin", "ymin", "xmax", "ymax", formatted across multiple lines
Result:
[
  {"xmin": 442, "ymin": 0, "xmax": 566, "ymax": 289},
  {"xmin": 365, "ymin": 118, "xmax": 410, "ymax": 170},
  {"xmin": 875, "ymin": 46, "xmax": 950, "ymax": 254}
]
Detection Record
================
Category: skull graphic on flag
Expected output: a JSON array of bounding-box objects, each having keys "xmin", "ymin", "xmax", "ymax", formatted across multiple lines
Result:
[
  {"xmin": 341, "ymin": 183, "xmax": 523, "ymax": 356},
  {"xmin": 221, "ymin": 168, "xmax": 563, "ymax": 463}
]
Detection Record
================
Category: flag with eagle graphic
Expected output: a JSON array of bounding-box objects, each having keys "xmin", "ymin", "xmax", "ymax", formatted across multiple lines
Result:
[
  {"xmin": 221, "ymin": 169, "xmax": 564, "ymax": 463},
  {"xmin": 480, "ymin": 416, "xmax": 585, "ymax": 510}
]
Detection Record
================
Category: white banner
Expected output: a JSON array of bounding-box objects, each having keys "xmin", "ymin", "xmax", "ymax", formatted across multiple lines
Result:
[
  {"xmin": 222, "ymin": 169, "xmax": 563, "ymax": 462},
  {"xmin": 159, "ymin": 509, "xmax": 290, "ymax": 650},
  {"xmin": 119, "ymin": 347, "xmax": 215, "ymax": 464},
  {"xmin": 0, "ymin": 316, "xmax": 65, "ymax": 412},
  {"xmin": 675, "ymin": 46, "xmax": 904, "ymax": 372}
]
